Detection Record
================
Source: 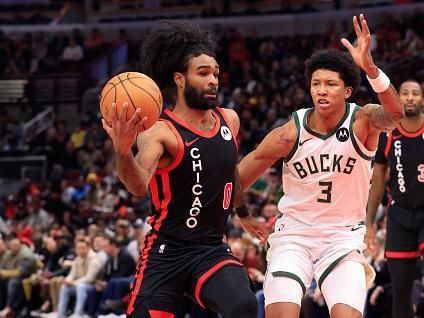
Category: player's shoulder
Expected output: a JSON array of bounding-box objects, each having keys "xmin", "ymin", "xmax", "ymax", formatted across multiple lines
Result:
[
  {"xmin": 137, "ymin": 120, "xmax": 175, "ymax": 143},
  {"xmin": 354, "ymin": 103, "xmax": 380, "ymax": 119},
  {"xmin": 267, "ymin": 117, "xmax": 297, "ymax": 142},
  {"xmin": 218, "ymin": 107, "xmax": 239, "ymax": 131},
  {"xmin": 219, "ymin": 107, "xmax": 238, "ymax": 121}
]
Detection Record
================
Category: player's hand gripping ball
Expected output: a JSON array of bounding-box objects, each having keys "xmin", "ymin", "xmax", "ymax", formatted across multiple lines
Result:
[{"xmin": 100, "ymin": 72, "xmax": 163, "ymax": 130}]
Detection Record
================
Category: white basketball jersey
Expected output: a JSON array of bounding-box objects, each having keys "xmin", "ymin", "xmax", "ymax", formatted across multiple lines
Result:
[{"xmin": 277, "ymin": 103, "xmax": 375, "ymax": 227}]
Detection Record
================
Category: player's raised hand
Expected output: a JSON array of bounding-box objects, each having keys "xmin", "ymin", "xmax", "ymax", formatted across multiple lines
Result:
[
  {"xmin": 102, "ymin": 102, "xmax": 147, "ymax": 156},
  {"xmin": 341, "ymin": 14, "xmax": 377, "ymax": 75}
]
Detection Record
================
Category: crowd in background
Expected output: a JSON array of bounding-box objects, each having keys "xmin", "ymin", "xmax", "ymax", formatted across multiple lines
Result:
[{"xmin": 0, "ymin": 7, "xmax": 424, "ymax": 318}]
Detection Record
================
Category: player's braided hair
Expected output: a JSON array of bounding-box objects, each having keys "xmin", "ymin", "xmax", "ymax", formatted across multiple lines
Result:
[
  {"xmin": 305, "ymin": 49, "xmax": 361, "ymax": 95},
  {"xmin": 140, "ymin": 21, "xmax": 216, "ymax": 102}
]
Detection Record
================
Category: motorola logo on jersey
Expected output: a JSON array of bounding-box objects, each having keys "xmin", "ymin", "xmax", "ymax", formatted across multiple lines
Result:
[
  {"xmin": 336, "ymin": 127, "xmax": 349, "ymax": 142},
  {"xmin": 393, "ymin": 140, "xmax": 406, "ymax": 193},
  {"xmin": 187, "ymin": 147, "xmax": 204, "ymax": 228},
  {"xmin": 221, "ymin": 126, "xmax": 232, "ymax": 141}
]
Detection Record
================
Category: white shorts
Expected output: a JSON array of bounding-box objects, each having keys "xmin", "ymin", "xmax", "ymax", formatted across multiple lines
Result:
[{"xmin": 264, "ymin": 216, "xmax": 375, "ymax": 311}]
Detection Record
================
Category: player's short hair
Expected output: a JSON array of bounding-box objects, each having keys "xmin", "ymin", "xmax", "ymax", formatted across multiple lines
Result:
[
  {"xmin": 140, "ymin": 20, "xmax": 216, "ymax": 100},
  {"xmin": 305, "ymin": 49, "xmax": 361, "ymax": 94},
  {"xmin": 400, "ymin": 79, "xmax": 422, "ymax": 93}
]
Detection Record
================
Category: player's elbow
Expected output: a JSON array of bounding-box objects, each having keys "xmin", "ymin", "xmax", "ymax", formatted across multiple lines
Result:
[
  {"xmin": 133, "ymin": 187, "xmax": 148, "ymax": 197},
  {"xmin": 377, "ymin": 110, "xmax": 404, "ymax": 132},
  {"xmin": 387, "ymin": 99, "xmax": 405, "ymax": 122},
  {"xmin": 390, "ymin": 109, "xmax": 405, "ymax": 122},
  {"xmin": 130, "ymin": 189, "xmax": 146, "ymax": 197}
]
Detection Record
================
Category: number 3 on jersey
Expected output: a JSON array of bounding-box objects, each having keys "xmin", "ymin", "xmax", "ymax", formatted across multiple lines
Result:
[
  {"xmin": 318, "ymin": 181, "xmax": 332, "ymax": 203},
  {"xmin": 223, "ymin": 182, "xmax": 233, "ymax": 210}
]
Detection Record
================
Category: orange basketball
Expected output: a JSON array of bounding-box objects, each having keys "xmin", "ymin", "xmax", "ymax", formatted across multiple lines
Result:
[{"xmin": 100, "ymin": 72, "xmax": 163, "ymax": 130}]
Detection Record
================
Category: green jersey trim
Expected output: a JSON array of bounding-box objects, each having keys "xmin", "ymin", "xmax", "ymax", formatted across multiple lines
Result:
[
  {"xmin": 272, "ymin": 271, "xmax": 306, "ymax": 294},
  {"xmin": 350, "ymin": 105, "xmax": 373, "ymax": 161},
  {"xmin": 285, "ymin": 111, "xmax": 300, "ymax": 162},
  {"xmin": 318, "ymin": 251, "xmax": 350, "ymax": 289},
  {"xmin": 303, "ymin": 103, "xmax": 350, "ymax": 140}
]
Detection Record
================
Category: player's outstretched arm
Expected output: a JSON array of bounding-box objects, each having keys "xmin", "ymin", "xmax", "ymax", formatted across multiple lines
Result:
[
  {"xmin": 238, "ymin": 119, "xmax": 297, "ymax": 190},
  {"xmin": 342, "ymin": 14, "xmax": 403, "ymax": 133},
  {"xmin": 102, "ymin": 102, "xmax": 165, "ymax": 197}
]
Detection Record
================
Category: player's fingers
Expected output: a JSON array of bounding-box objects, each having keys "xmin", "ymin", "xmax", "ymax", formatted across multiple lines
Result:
[
  {"xmin": 258, "ymin": 233, "xmax": 267, "ymax": 245},
  {"xmin": 365, "ymin": 34, "xmax": 371, "ymax": 49},
  {"xmin": 128, "ymin": 108, "xmax": 142, "ymax": 125},
  {"xmin": 258, "ymin": 225, "xmax": 269, "ymax": 239},
  {"xmin": 361, "ymin": 14, "xmax": 370, "ymax": 35},
  {"xmin": 136, "ymin": 117, "xmax": 148, "ymax": 134},
  {"xmin": 353, "ymin": 15, "xmax": 362, "ymax": 37},
  {"xmin": 110, "ymin": 103, "xmax": 118, "ymax": 125},
  {"xmin": 341, "ymin": 38, "xmax": 355, "ymax": 53},
  {"xmin": 118, "ymin": 102, "xmax": 129, "ymax": 123},
  {"xmin": 101, "ymin": 119, "xmax": 112, "ymax": 134}
]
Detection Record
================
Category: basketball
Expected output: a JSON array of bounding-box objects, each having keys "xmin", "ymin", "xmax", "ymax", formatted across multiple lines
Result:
[{"xmin": 100, "ymin": 72, "xmax": 163, "ymax": 130}]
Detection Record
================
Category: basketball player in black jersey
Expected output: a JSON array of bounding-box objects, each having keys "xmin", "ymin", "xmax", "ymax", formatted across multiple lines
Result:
[
  {"xmin": 102, "ymin": 21, "xmax": 267, "ymax": 318},
  {"xmin": 366, "ymin": 79, "xmax": 424, "ymax": 318}
]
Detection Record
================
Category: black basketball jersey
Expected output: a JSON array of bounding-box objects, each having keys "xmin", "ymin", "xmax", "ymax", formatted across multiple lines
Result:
[
  {"xmin": 147, "ymin": 107, "xmax": 238, "ymax": 245},
  {"xmin": 375, "ymin": 123, "xmax": 424, "ymax": 207}
]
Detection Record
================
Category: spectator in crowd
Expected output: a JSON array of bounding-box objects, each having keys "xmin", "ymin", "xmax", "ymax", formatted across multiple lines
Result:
[
  {"xmin": 0, "ymin": 235, "xmax": 38, "ymax": 318},
  {"xmin": 29, "ymin": 234, "xmax": 72, "ymax": 316},
  {"xmin": 24, "ymin": 195, "xmax": 52, "ymax": 232},
  {"xmin": 45, "ymin": 238, "xmax": 101, "ymax": 318},
  {"xmin": 126, "ymin": 218, "xmax": 146, "ymax": 261},
  {"xmin": 84, "ymin": 28, "xmax": 104, "ymax": 59},
  {"xmin": 88, "ymin": 235, "xmax": 136, "ymax": 316},
  {"xmin": 61, "ymin": 37, "xmax": 83, "ymax": 62}
]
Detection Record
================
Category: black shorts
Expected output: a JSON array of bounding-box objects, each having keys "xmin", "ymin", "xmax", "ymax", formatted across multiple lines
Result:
[
  {"xmin": 126, "ymin": 233, "xmax": 243, "ymax": 317},
  {"xmin": 385, "ymin": 202, "xmax": 424, "ymax": 259}
]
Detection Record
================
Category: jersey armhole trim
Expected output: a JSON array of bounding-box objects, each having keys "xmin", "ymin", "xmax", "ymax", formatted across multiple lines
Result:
[
  {"xmin": 350, "ymin": 106, "xmax": 373, "ymax": 161},
  {"xmin": 216, "ymin": 107, "xmax": 239, "ymax": 152},
  {"xmin": 155, "ymin": 119, "xmax": 184, "ymax": 174},
  {"xmin": 284, "ymin": 112, "xmax": 300, "ymax": 163}
]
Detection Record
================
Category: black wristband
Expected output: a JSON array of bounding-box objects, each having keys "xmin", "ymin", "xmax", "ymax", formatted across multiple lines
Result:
[{"xmin": 235, "ymin": 206, "xmax": 249, "ymax": 218}]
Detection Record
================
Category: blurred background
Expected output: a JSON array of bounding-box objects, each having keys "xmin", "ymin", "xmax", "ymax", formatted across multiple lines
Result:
[{"xmin": 0, "ymin": 0, "xmax": 423, "ymax": 317}]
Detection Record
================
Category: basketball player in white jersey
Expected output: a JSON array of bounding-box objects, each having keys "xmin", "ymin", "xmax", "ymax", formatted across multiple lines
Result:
[{"xmin": 238, "ymin": 14, "xmax": 404, "ymax": 318}]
